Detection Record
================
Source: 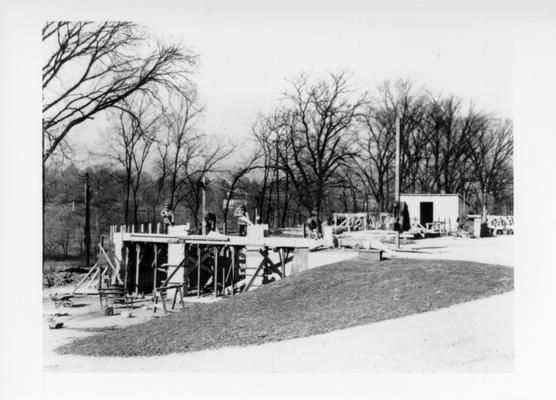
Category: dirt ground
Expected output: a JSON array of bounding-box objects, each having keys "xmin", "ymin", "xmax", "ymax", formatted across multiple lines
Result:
[
  {"xmin": 43, "ymin": 235, "xmax": 513, "ymax": 372},
  {"xmin": 396, "ymin": 235, "xmax": 514, "ymax": 267}
]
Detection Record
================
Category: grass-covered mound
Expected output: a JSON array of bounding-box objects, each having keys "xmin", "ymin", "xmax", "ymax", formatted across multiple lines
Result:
[{"xmin": 57, "ymin": 258, "xmax": 513, "ymax": 357}]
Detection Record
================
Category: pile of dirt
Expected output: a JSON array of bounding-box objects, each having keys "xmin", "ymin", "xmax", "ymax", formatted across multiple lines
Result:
[{"xmin": 43, "ymin": 270, "xmax": 87, "ymax": 288}]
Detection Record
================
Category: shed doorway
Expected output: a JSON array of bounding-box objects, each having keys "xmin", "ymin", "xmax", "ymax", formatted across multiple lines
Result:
[{"xmin": 420, "ymin": 202, "xmax": 433, "ymax": 226}]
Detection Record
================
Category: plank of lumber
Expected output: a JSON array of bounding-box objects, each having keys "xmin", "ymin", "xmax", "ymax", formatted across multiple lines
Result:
[{"xmin": 98, "ymin": 244, "xmax": 123, "ymax": 284}]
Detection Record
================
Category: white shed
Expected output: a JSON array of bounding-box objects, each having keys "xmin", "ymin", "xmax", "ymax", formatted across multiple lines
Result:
[{"xmin": 400, "ymin": 194, "xmax": 468, "ymax": 232}]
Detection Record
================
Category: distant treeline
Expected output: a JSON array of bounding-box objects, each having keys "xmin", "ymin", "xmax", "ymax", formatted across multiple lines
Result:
[
  {"xmin": 44, "ymin": 76, "xmax": 513, "ymax": 259},
  {"xmin": 42, "ymin": 24, "xmax": 512, "ymax": 259}
]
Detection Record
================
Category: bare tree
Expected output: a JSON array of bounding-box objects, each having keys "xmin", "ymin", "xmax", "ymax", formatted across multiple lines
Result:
[
  {"xmin": 221, "ymin": 151, "xmax": 262, "ymax": 233},
  {"xmin": 158, "ymin": 94, "xmax": 205, "ymax": 209},
  {"xmin": 268, "ymin": 72, "xmax": 367, "ymax": 218},
  {"xmin": 42, "ymin": 21, "xmax": 197, "ymax": 163},
  {"xmin": 107, "ymin": 94, "xmax": 161, "ymax": 224},
  {"xmin": 354, "ymin": 102, "xmax": 396, "ymax": 212},
  {"xmin": 421, "ymin": 95, "xmax": 484, "ymax": 194},
  {"xmin": 179, "ymin": 137, "xmax": 234, "ymax": 228},
  {"xmin": 466, "ymin": 118, "xmax": 513, "ymax": 217}
]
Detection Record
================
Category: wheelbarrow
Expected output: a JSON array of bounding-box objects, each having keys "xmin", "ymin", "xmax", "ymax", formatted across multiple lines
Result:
[{"xmin": 49, "ymin": 293, "xmax": 74, "ymax": 308}]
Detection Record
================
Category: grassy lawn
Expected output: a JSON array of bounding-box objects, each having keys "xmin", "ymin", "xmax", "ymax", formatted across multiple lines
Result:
[{"xmin": 57, "ymin": 258, "xmax": 513, "ymax": 357}]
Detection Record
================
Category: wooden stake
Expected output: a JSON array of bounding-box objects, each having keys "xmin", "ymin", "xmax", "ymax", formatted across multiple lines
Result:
[{"xmin": 178, "ymin": 287, "xmax": 185, "ymax": 309}]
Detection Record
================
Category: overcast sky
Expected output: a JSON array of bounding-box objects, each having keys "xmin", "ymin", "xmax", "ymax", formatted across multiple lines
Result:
[{"xmin": 72, "ymin": 0, "xmax": 515, "ymax": 162}]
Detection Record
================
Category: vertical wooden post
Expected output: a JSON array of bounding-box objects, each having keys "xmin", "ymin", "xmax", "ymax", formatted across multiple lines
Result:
[
  {"xmin": 280, "ymin": 248, "xmax": 286, "ymax": 278},
  {"xmin": 83, "ymin": 173, "xmax": 91, "ymax": 267},
  {"xmin": 98, "ymin": 265, "xmax": 103, "ymax": 309},
  {"xmin": 98, "ymin": 264, "xmax": 102, "ymax": 291},
  {"xmin": 395, "ymin": 115, "xmax": 401, "ymax": 249},
  {"xmin": 197, "ymin": 246, "xmax": 201, "ymax": 298},
  {"xmin": 183, "ymin": 245, "xmax": 189, "ymax": 291},
  {"xmin": 275, "ymin": 137, "xmax": 279, "ymax": 229},
  {"xmin": 123, "ymin": 245, "xmax": 129, "ymax": 294},
  {"xmin": 222, "ymin": 254, "xmax": 225, "ymax": 295},
  {"xmin": 156, "ymin": 223, "xmax": 160, "ymax": 234},
  {"xmin": 202, "ymin": 176, "xmax": 207, "ymax": 235},
  {"xmin": 148, "ymin": 223, "xmax": 152, "ymax": 233},
  {"xmin": 135, "ymin": 243, "xmax": 140, "ymax": 296},
  {"xmin": 231, "ymin": 246, "xmax": 236, "ymax": 296},
  {"xmin": 153, "ymin": 243, "xmax": 158, "ymax": 296},
  {"xmin": 141, "ymin": 224, "xmax": 144, "ymax": 233},
  {"xmin": 214, "ymin": 246, "xmax": 218, "ymax": 297}
]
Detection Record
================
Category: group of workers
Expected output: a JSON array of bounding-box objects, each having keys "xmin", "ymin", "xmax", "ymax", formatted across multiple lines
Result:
[
  {"xmin": 159, "ymin": 202, "xmax": 253, "ymax": 236},
  {"xmin": 159, "ymin": 202, "xmax": 323, "ymax": 238}
]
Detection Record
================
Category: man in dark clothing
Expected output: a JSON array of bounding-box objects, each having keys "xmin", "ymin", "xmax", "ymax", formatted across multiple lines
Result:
[
  {"xmin": 205, "ymin": 212, "xmax": 217, "ymax": 234},
  {"xmin": 306, "ymin": 210, "xmax": 322, "ymax": 239},
  {"xmin": 160, "ymin": 202, "xmax": 175, "ymax": 233}
]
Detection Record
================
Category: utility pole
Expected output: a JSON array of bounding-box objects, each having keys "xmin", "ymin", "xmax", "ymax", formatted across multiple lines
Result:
[
  {"xmin": 201, "ymin": 176, "xmax": 206, "ymax": 235},
  {"xmin": 395, "ymin": 116, "xmax": 401, "ymax": 249},
  {"xmin": 274, "ymin": 138, "xmax": 279, "ymax": 229},
  {"xmin": 83, "ymin": 172, "xmax": 91, "ymax": 266}
]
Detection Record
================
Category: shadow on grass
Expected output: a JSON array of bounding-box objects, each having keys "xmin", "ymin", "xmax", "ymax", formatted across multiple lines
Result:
[{"xmin": 57, "ymin": 258, "xmax": 513, "ymax": 357}]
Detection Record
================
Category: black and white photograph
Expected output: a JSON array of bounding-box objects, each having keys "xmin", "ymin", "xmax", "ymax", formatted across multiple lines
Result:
[{"xmin": 1, "ymin": 0, "xmax": 556, "ymax": 399}]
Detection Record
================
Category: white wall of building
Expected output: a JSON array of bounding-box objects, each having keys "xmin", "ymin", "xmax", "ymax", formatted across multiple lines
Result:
[{"xmin": 401, "ymin": 194, "xmax": 463, "ymax": 231}]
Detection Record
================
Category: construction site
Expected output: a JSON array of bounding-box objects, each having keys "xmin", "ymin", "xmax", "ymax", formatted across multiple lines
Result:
[{"xmin": 36, "ymin": 14, "xmax": 516, "ymax": 382}]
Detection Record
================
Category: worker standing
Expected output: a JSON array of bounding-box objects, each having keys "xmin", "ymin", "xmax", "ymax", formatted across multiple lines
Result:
[
  {"xmin": 205, "ymin": 212, "xmax": 218, "ymax": 234},
  {"xmin": 236, "ymin": 204, "xmax": 252, "ymax": 236},
  {"xmin": 306, "ymin": 210, "xmax": 322, "ymax": 239},
  {"xmin": 160, "ymin": 202, "xmax": 175, "ymax": 233}
]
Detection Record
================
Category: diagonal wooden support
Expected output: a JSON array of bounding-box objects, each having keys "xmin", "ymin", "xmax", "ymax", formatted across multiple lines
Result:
[
  {"xmin": 72, "ymin": 261, "xmax": 99, "ymax": 294},
  {"xmin": 244, "ymin": 258, "xmax": 266, "ymax": 293},
  {"xmin": 98, "ymin": 243, "xmax": 123, "ymax": 284},
  {"xmin": 160, "ymin": 257, "xmax": 187, "ymax": 288}
]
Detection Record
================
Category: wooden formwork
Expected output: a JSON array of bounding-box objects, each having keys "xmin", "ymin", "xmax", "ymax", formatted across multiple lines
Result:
[{"xmin": 107, "ymin": 224, "xmax": 314, "ymax": 309}]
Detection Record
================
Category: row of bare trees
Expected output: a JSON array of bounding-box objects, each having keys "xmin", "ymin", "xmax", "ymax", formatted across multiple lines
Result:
[
  {"xmin": 105, "ymin": 90, "xmax": 256, "ymax": 229},
  {"xmin": 42, "ymin": 21, "xmax": 260, "ymax": 232},
  {"xmin": 43, "ymin": 22, "xmax": 512, "ymax": 238},
  {"xmin": 253, "ymin": 73, "xmax": 513, "ymax": 225}
]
